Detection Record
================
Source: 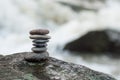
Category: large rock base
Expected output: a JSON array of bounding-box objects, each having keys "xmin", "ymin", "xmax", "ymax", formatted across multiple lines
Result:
[{"xmin": 0, "ymin": 52, "xmax": 116, "ymax": 80}]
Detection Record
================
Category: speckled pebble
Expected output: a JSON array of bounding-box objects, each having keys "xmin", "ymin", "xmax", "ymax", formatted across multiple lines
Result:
[{"xmin": 30, "ymin": 29, "xmax": 49, "ymax": 35}]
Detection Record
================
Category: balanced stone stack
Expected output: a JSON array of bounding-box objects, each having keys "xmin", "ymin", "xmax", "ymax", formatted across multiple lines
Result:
[{"xmin": 25, "ymin": 29, "xmax": 51, "ymax": 62}]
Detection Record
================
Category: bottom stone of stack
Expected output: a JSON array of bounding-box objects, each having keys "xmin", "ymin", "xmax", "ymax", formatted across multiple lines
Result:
[{"xmin": 24, "ymin": 52, "xmax": 49, "ymax": 62}]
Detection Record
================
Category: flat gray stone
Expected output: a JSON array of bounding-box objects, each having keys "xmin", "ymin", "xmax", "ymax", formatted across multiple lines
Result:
[
  {"xmin": 30, "ymin": 29, "xmax": 49, "ymax": 35},
  {"xmin": 24, "ymin": 52, "xmax": 49, "ymax": 62},
  {"xmin": 33, "ymin": 39, "xmax": 49, "ymax": 43},
  {"xmin": 33, "ymin": 43, "xmax": 47, "ymax": 47},
  {"xmin": 30, "ymin": 35, "xmax": 51, "ymax": 39},
  {"xmin": 32, "ymin": 47, "xmax": 47, "ymax": 52}
]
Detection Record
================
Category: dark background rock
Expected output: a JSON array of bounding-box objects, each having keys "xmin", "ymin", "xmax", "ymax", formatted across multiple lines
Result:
[
  {"xmin": 56, "ymin": 0, "xmax": 106, "ymax": 12},
  {"xmin": 64, "ymin": 29, "xmax": 120, "ymax": 57},
  {"xmin": 0, "ymin": 52, "xmax": 116, "ymax": 80}
]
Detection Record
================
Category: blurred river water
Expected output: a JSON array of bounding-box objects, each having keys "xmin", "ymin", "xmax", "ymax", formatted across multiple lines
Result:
[{"xmin": 0, "ymin": 0, "xmax": 120, "ymax": 79}]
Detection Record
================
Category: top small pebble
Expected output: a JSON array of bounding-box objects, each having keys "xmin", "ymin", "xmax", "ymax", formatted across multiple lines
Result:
[{"xmin": 30, "ymin": 29, "xmax": 49, "ymax": 35}]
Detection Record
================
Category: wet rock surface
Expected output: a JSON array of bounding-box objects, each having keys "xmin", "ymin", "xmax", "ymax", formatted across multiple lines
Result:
[
  {"xmin": 64, "ymin": 29, "xmax": 120, "ymax": 57},
  {"xmin": 0, "ymin": 52, "xmax": 116, "ymax": 80}
]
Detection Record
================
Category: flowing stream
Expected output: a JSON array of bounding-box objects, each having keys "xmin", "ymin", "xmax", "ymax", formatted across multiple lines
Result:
[{"xmin": 0, "ymin": 0, "xmax": 120, "ymax": 79}]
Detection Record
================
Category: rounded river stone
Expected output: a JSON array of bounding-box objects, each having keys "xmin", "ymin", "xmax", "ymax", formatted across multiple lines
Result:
[
  {"xmin": 33, "ymin": 39, "xmax": 49, "ymax": 43},
  {"xmin": 30, "ymin": 35, "xmax": 51, "ymax": 39},
  {"xmin": 33, "ymin": 43, "xmax": 47, "ymax": 47},
  {"xmin": 30, "ymin": 29, "xmax": 49, "ymax": 35},
  {"xmin": 24, "ymin": 52, "xmax": 49, "ymax": 62},
  {"xmin": 32, "ymin": 47, "xmax": 47, "ymax": 52}
]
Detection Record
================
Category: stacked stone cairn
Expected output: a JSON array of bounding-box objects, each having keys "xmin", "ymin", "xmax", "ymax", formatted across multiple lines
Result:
[{"xmin": 25, "ymin": 29, "xmax": 51, "ymax": 62}]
